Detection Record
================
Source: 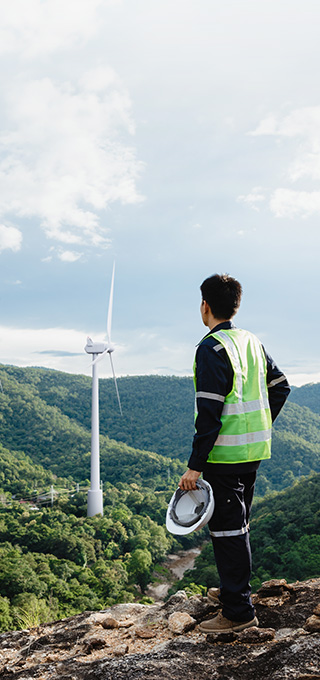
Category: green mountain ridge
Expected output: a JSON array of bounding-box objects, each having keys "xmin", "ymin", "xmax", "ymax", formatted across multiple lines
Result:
[
  {"xmin": 0, "ymin": 365, "xmax": 185, "ymax": 488},
  {"xmin": 0, "ymin": 366, "xmax": 194, "ymax": 460},
  {"xmin": 0, "ymin": 364, "xmax": 319, "ymax": 495},
  {"xmin": 288, "ymin": 381, "xmax": 320, "ymax": 415}
]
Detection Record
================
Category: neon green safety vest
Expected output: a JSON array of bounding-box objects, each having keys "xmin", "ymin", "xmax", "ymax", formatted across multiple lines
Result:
[{"xmin": 194, "ymin": 328, "xmax": 272, "ymax": 464}]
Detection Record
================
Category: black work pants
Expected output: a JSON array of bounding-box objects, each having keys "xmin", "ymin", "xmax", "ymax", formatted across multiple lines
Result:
[{"xmin": 203, "ymin": 469, "xmax": 257, "ymax": 622}]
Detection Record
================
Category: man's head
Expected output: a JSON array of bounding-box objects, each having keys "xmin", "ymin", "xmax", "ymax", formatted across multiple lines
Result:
[{"xmin": 200, "ymin": 274, "xmax": 242, "ymax": 324}]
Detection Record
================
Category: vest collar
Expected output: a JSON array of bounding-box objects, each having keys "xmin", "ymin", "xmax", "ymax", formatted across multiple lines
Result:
[{"xmin": 197, "ymin": 320, "xmax": 236, "ymax": 346}]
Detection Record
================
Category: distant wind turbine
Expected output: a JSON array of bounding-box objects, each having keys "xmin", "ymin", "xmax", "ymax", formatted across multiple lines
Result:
[{"xmin": 84, "ymin": 262, "xmax": 122, "ymax": 517}]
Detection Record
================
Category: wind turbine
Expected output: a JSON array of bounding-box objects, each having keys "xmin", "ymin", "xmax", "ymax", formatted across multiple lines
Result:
[{"xmin": 84, "ymin": 262, "xmax": 122, "ymax": 517}]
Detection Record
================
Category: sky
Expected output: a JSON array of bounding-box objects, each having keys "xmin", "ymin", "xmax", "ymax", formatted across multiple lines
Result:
[{"xmin": 0, "ymin": 0, "xmax": 320, "ymax": 387}]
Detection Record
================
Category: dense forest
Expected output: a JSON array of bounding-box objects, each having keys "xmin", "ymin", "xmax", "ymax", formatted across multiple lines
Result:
[
  {"xmin": 169, "ymin": 474, "xmax": 320, "ymax": 595},
  {"xmin": 288, "ymin": 381, "xmax": 320, "ymax": 414},
  {"xmin": 0, "ymin": 364, "xmax": 319, "ymax": 494},
  {"xmin": 0, "ymin": 481, "xmax": 204, "ymax": 632},
  {"xmin": 0, "ymin": 443, "xmax": 70, "ymax": 498},
  {"xmin": 0, "ymin": 367, "xmax": 185, "ymax": 487},
  {"xmin": 0, "ymin": 473, "xmax": 319, "ymax": 633},
  {"xmin": 0, "ymin": 364, "xmax": 319, "ymax": 633}
]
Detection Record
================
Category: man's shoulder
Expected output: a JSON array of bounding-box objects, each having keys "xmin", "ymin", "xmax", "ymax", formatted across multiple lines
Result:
[
  {"xmin": 195, "ymin": 332, "xmax": 234, "ymax": 384},
  {"xmin": 197, "ymin": 334, "xmax": 225, "ymax": 351},
  {"xmin": 213, "ymin": 326, "xmax": 264, "ymax": 347},
  {"xmin": 196, "ymin": 336, "xmax": 230, "ymax": 368}
]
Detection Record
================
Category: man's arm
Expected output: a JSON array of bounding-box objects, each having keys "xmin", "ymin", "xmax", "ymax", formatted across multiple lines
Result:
[
  {"xmin": 263, "ymin": 348, "xmax": 291, "ymax": 421},
  {"xmin": 179, "ymin": 341, "xmax": 232, "ymax": 490}
]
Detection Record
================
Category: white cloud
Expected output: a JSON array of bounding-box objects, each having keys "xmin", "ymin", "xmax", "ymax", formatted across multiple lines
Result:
[
  {"xmin": 237, "ymin": 187, "xmax": 266, "ymax": 211},
  {"xmin": 250, "ymin": 107, "xmax": 320, "ymax": 140},
  {"xmin": 58, "ymin": 250, "xmax": 83, "ymax": 263},
  {"xmin": 0, "ymin": 0, "xmax": 117, "ymax": 57},
  {"xmin": 0, "ymin": 324, "xmax": 194, "ymax": 379},
  {"xmin": 286, "ymin": 372, "xmax": 320, "ymax": 388},
  {"xmin": 0, "ymin": 323, "xmax": 318, "ymax": 387},
  {"xmin": 244, "ymin": 107, "xmax": 320, "ymax": 218},
  {"xmin": 0, "ymin": 325, "xmax": 93, "ymax": 376},
  {"xmin": 0, "ymin": 224, "xmax": 22, "ymax": 253},
  {"xmin": 0, "ymin": 69, "xmax": 144, "ymax": 248},
  {"xmin": 249, "ymin": 114, "xmax": 278, "ymax": 137},
  {"xmin": 270, "ymin": 189, "xmax": 320, "ymax": 218}
]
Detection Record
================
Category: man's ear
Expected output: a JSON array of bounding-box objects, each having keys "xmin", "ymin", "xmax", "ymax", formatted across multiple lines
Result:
[{"xmin": 202, "ymin": 300, "xmax": 210, "ymax": 314}]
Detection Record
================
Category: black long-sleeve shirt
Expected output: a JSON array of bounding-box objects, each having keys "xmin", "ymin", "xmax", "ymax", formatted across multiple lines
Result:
[{"xmin": 188, "ymin": 321, "xmax": 291, "ymax": 474}]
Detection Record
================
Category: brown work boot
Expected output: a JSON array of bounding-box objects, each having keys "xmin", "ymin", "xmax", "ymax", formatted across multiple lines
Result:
[
  {"xmin": 199, "ymin": 610, "xmax": 259, "ymax": 633},
  {"xmin": 207, "ymin": 587, "xmax": 220, "ymax": 603}
]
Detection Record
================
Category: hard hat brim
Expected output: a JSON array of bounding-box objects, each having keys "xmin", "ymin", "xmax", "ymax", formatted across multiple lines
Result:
[{"xmin": 166, "ymin": 479, "xmax": 214, "ymax": 535}]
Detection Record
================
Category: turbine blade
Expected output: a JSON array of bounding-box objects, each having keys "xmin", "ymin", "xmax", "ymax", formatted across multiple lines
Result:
[
  {"xmin": 109, "ymin": 353, "xmax": 123, "ymax": 416},
  {"xmin": 107, "ymin": 262, "xmax": 115, "ymax": 344},
  {"xmin": 91, "ymin": 350, "xmax": 108, "ymax": 366}
]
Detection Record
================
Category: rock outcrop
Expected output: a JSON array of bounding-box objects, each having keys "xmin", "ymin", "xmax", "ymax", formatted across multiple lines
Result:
[{"xmin": 0, "ymin": 578, "xmax": 319, "ymax": 679}]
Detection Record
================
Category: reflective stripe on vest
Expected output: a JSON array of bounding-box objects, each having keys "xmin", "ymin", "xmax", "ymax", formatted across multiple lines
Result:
[
  {"xmin": 216, "ymin": 428, "xmax": 272, "ymax": 447},
  {"xmin": 194, "ymin": 328, "xmax": 272, "ymax": 464},
  {"xmin": 222, "ymin": 398, "xmax": 269, "ymax": 415}
]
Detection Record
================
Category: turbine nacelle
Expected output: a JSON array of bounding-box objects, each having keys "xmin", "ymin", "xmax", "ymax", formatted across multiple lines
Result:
[{"xmin": 84, "ymin": 338, "xmax": 114, "ymax": 355}]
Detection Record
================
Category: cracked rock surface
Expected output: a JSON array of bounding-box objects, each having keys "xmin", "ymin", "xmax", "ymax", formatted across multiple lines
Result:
[{"xmin": 0, "ymin": 578, "xmax": 319, "ymax": 680}]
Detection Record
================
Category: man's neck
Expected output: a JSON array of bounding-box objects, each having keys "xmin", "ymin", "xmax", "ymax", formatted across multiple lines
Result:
[{"xmin": 207, "ymin": 315, "xmax": 230, "ymax": 331}]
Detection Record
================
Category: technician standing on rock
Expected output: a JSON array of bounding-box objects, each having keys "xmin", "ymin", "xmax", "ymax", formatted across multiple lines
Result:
[{"xmin": 179, "ymin": 274, "xmax": 290, "ymax": 633}]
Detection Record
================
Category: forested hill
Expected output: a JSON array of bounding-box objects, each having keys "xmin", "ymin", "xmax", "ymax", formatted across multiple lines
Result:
[
  {"xmin": 0, "ymin": 365, "xmax": 194, "ymax": 460},
  {"xmin": 289, "ymin": 381, "xmax": 320, "ymax": 415},
  {"xmin": 0, "ymin": 364, "xmax": 320, "ymax": 494},
  {"xmin": 0, "ymin": 365, "xmax": 185, "ymax": 493}
]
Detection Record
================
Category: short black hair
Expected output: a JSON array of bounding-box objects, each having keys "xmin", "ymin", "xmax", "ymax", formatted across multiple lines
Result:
[{"xmin": 200, "ymin": 274, "xmax": 242, "ymax": 319}]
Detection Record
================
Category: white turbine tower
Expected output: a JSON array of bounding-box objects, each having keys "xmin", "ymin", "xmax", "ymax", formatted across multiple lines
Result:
[{"xmin": 84, "ymin": 263, "xmax": 122, "ymax": 517}]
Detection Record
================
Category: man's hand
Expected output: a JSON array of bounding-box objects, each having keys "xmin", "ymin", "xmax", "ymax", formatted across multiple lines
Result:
[{"xmin": 178, "ymin": 469, "xmax": 201, "ymax": 491}]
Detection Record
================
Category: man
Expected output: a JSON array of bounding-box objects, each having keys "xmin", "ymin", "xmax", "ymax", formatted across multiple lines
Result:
[{"xmin": 179, "ymin": 274, "xmax": 290, "ymax": 633}]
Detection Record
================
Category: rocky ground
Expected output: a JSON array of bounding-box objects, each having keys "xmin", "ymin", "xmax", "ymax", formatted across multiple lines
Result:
[{"xmin": 0, "ymin": 578, "xmax": 319, "ymax": 680}]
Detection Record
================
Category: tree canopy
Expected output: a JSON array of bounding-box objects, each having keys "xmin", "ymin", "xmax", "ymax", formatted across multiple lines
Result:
[
  {"xmin": 0, "ymin": 364, "xmax": 319, "ymax": 494},
  {"xmin": 0, "ymin": 363, "xmax": 319, "ymax": 633}
]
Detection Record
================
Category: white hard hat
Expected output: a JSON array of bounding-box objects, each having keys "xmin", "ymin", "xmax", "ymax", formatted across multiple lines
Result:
[{"xmin": 166, "ymin": 479, "xmax": 214, "ymax": 535}]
